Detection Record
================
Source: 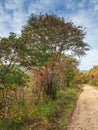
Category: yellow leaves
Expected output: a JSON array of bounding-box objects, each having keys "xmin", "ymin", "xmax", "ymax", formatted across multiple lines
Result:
[
  {"xmin": 0, "ymin": 110, "xmax": 4, "ymax": 119},
  {"xmin": 96, "ymin": 81, "xmax": 98, "ymax": 85},
  {"xmin": 11, "ymin": 83, "xmax": 18, "ymax": 89},
  {"xmin": 41, "ymin": 116, "xmax": 48, "ymax": 125}
]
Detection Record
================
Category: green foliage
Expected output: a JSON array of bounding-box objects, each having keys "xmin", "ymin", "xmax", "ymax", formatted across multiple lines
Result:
[
  {"xmin": 21, "ymin": 13, "xmax": 89, "ymax": 69},
  {"xmin": 0, "ymin": 66, "xmax": 29, "ymax": 90},
  {"xmin": 0, "ymin": 85, "xmax": 82, "ymax": 130},
  {"xmin": 0, "ymin": 13, "xmax": 89, "ymax": 130},
  {"xmin": 84, "ymin": 66, "xmax": 98, "ymax": 86}
]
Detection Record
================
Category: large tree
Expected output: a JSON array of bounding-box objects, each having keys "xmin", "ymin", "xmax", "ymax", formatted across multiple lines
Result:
[
  {"xmin": 20, "ymin": 14, "xmax": 90, "ymax": 100},
  {"xmin": 21, "ymin": 14, "xmax": 89, "ymax": 60}
]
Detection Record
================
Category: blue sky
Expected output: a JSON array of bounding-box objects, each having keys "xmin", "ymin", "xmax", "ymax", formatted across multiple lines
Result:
[{"xmin": 0, "ymin": 0, "xmax": 98, "ymax": 70}]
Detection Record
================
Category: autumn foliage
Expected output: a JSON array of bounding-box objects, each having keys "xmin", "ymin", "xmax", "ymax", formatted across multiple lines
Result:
[{"xmin": 0, "ymin": 14, "xmax": 89, "ymax": 129}]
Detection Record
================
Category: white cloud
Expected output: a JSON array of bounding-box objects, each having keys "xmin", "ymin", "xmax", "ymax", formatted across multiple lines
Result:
[
  {"xmin": 71, "ymin": 11, "xmax": 92, "ymax": 27},
  {"xmin": 94, "ymin": 4, "xmax": 98, "ymax": 11},
  {"xmin": 70, "ymin": 8, "xmax": 98, "ymax": 70},
  {"xmin": 71, "ymin": 9, "xmax": 98, "ymax": 48},
  {"xmin": 65, "ymin": 0, "xmax": 76, "ymax": 10},
  {"xmin": 79, "ymin": 49, "xmax": 98, "ymax": 70},
  {"xmin": 89, "ymin": 0, "xmax": 98, "ymax": 12},
  {"xmin": 5, "ymin": 0, "xmax": 23, "ymax": 10},
  {"xmin": 0, "ymin": 0, "xmax": 98, "ymax": 70},
  {"xmin": 28, "ymin": 0, "xmax": 60, "ymax": 14},
  {"xmin": 0, "ymin": 0, "xmax": 28, "ymax": 37},
  {"xmin": 0, "ymin": 0, "xmax": 60, "ymax": 37},
  {"xmin": 90, "ymin": 0, "xmax": 98, "ymax": 4},
  {"xmin": 78, "ymin": 0, "xmax": 86, "ymax": 8},
  {"xmin": 0, "ymin": 11, "xmax": 12, "ymax": 37}
]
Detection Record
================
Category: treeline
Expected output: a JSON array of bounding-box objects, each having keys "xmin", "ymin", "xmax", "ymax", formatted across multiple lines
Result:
[
  {"xmin": 0, "ymin": 14, "xmax": 89, "ymax": 129},
  {"xmin": 81, "ymin": 66, "xmax": 98, "ymax": 86}
]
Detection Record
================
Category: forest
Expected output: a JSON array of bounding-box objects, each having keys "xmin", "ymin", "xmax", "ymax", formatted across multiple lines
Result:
[{"xmin": 0, "ymin": 14, "xmax": 96, "ymax": 130}]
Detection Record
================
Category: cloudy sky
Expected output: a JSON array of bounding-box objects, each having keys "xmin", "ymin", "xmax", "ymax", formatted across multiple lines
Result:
[{"xmin": 0, "ymin": 0, "xmax": 98, "ymax": 70}]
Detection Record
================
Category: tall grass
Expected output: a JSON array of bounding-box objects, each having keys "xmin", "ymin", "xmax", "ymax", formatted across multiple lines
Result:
[{"xmin": 0, "ymin": 85, "xmax": 82, "ymax": 130}]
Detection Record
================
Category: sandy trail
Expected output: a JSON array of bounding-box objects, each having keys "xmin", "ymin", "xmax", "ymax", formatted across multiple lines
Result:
[{"xmin": 68, "ymin": 85, "xmax": 98, "ymax": 130}]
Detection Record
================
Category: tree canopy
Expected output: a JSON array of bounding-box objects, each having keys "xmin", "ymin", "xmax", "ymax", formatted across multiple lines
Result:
[{"xmin": 22, "ymin": 14, "xmax": 89, "ymax": 59}]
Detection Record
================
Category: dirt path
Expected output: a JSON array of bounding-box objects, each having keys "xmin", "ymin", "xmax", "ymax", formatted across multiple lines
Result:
[{"xmin": 68, "ymin": 85, "xmax": 98, "ymax": 130}]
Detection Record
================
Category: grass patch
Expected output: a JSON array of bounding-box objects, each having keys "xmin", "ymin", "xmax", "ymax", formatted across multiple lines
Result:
[{"xmin": 0, "ymin": 85, "xmax": 83, "ymax": 130}]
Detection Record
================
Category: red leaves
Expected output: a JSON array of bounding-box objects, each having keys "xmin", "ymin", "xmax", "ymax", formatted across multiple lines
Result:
[{"xmin": 34, "ymin": 67, "xmax": 49, "ymax": 82}]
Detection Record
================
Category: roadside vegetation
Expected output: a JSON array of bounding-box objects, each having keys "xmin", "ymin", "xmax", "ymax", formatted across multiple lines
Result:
[
  {"xmin": 0, "ymin": 14, "xmax": 89, "ymax": 130},
  {"xmin": 82, "ymin": 66, "xmax": 98, "ymax": 90}
]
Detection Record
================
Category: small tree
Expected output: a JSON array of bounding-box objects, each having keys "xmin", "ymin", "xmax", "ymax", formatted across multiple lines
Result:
[
  {"xmin": 64, "ymin": 56, "xmax": 79, "ymax": 87},
  {"xmin": 0, "ymin": 33, "xmax": 29, "ymax": 118}
]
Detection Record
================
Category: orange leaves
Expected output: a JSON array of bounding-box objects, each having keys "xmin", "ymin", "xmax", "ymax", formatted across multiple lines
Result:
[
  {"xmin": 33, "ymin": 67, "xmax": 49, "ymax": 82},
  {"xmin": 85, "ymin": 65, "xmax": 98, "ymax": 85}
]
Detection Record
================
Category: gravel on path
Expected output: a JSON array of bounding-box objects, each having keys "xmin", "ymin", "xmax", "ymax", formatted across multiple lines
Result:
[{"xmin": 68, "ymin": 85, "xmax": 98, "ymax": 130}]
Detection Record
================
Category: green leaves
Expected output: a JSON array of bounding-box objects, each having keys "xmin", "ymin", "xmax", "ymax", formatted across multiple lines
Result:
[
  {"xmin": 22, "ymin": 14, "xmax": 89, "ymax": 58},
  {"xmin": 0, "ymin": 65, "xmax": 29, "ymax": 90}
]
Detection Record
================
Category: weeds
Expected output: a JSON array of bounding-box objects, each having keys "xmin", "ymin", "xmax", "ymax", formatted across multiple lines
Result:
[{"xmin": 0, "ymin": 85, "xmax": 82, "ymax": 130}]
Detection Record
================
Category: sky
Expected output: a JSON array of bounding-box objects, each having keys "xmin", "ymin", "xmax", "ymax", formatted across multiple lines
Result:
[{"xmin": 0, "ymin": 0, "xmax": 98, "ymax": 70}]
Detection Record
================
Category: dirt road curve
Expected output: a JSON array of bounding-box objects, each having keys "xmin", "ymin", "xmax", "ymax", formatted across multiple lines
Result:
[{"xmin": 68, "ymin": 85, "xmax": 98, "ymax": 130}]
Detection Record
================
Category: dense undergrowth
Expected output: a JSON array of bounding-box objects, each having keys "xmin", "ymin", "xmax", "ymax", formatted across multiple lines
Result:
[{"xmin": 0, "ymin": 85, "xmax": 82, "ymax": 130}]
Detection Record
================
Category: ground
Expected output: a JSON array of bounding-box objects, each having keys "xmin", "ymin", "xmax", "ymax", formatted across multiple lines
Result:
[{"xmin": 68, "ymin": 85, "xmax": 98, "ymax": 130}]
